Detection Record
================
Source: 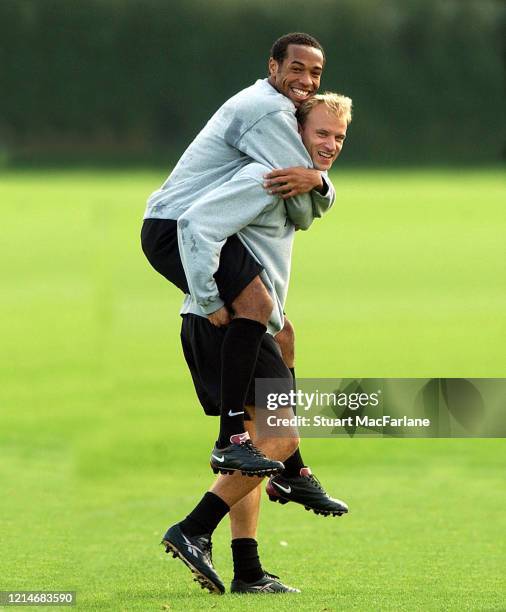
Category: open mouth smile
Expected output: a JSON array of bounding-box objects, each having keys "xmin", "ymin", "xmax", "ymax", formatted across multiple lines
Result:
[{"xmin": 290, "ymin": 87, "xmax": 310, "ymax": 100}]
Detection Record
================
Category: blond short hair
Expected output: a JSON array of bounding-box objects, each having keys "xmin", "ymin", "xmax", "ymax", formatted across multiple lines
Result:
[{"xmin": 297, "ymin": 92, "xmax": 353, "ymax": 126}]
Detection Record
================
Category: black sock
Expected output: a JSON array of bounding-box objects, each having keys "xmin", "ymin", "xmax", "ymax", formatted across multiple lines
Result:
[
  {"xmin": 218, "ymin": 318, "xmax": 267, "ymax": 447},
  {"xmin": 282, "ymin": 448, "xmax": 305, "ymax": 477},
  {"xmin": 231, "ymin": 538, "xmax": 264, "ymax": 583},
  {"xmin": 179, "ymin": 492, "xmax": 229, "ymax": 537}
]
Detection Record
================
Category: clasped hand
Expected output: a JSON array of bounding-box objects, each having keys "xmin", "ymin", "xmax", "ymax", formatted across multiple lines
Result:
[{"xmin": 263, "ymin": 167, "xmax": 323, "ymax": 199}]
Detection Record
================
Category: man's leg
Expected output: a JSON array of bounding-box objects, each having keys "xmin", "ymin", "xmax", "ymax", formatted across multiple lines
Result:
[
  {"xmin": 142, "ymin": 221, "xmax": 279, "ymax": 473},
  {"xmin": 210, "ymin": 277, "xmax": 289, "ymax": 477},
  {"xmin": 274, "ymin": 316, "xmax": 295, "ymax": 369},
  {"xmin": 143, "ymin": 221, "xmax": 287, "ymax": 476},
  {"xmin": 230, "ymin": 487, "xmax": 261, "ymax": 540},
  {"xmin": 209, "ymin": 423, "xmax": 297, "ymax": 505},
  {"xmin": 268, "ymin": 317, "xmax": 349, "ymax": 517},
  {"xmin": 163, "ymin": 313, "xmax": 297, "ymax": 594},
  {"xmin": 206, "ymin": 239, "xmax": 287, "ymax": 476},
  {"xmin": 274, "ymin": 317, "xmax": 305, "ymax": 476},
  {"xmin": 215, "ymin": 276, "xmax": 273, "ymax": 449},
  {"xmin": 229, "ymin": 417, "xmax": 263, "ymax": 582},
  {"xmin": 162, "ymin": 413, "xmax": 298, "ymax": 594},
  {"xmin": 228, "ymin": 416, "xmax": 300, "ymax": 594},
  {"xmin": 230, "ymin": 489, "xmax": 264, "ymax": 586}
]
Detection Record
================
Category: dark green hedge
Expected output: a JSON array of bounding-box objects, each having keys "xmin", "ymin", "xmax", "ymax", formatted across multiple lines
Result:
[{"xmin": 0, "ymin": 0, "xmax": 503, "ymax": 164}]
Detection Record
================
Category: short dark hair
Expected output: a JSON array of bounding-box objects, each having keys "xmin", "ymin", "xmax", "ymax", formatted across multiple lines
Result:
[{"xmin": 270, "ymin": 32, "xmax": 325, "ymax": 64}]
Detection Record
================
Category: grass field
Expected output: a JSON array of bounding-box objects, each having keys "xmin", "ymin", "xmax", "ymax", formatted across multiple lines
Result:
[{"xmin": 1, "ymin": 168, "xmax": 505, "ymax": 611}]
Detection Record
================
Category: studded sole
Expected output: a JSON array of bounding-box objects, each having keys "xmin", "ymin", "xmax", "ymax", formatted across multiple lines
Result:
[
  {"xmin": 211, "ymin": 464, "xmax": 282, "ymax": 477},
  {"xmin": 162, "ymin": 539, "xmax": 224, "ymax": 594},
  {"xmin": 267, "ymin": 494, "xmax": 346, "ymax": 517}
]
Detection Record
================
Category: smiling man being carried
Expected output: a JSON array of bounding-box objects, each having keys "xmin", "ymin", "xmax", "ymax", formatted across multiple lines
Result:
[{"xmin": 142, "ymin": 33, "xmax": 332, "ymax": 476}]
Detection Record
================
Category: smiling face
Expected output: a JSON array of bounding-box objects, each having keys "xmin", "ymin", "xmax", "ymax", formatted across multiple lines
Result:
[
  {"xmin": 299, "ymin": 103, "xmax": 348, "ymax": 171},
  {"xmin": 268, "ymin": 44, "xmax": 324, "ymax": 107}
]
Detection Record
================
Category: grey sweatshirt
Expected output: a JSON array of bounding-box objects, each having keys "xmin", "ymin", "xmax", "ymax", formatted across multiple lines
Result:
[
  {"xmin": 179, "ymin": 162, "xmax": 300, "ymax": 334},
  {"xmin": 144, "ymin": 78, "xmax": 335, "ymax": 318}
]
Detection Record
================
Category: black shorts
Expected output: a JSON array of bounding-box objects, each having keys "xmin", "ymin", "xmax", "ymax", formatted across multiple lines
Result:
[
  {"xmin": 181, "ymin": 314, "xmax": 292, "ymax": 417},
  {"xmin": 141, "ymin": 218, "xmax": 264, "ymax": 306}
]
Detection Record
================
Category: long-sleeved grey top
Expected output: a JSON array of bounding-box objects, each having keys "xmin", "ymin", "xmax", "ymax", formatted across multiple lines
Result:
[
  {"xmin": 179, "ymin": 162, "xmax": 309, "ymax": 335},
  {"xmin": 143, "ymin": 78, "xmax": 335, "ymax": 315}
]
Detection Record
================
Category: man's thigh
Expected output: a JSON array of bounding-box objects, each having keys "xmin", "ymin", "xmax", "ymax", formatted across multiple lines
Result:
[
  {"xmin": 215, "ymin": 235, "xmax": 264, "ymax": 307},
  {"xmin": 141, "ymin": 218, "xmax": 263, "ymax": 307},
  {"xmin": 180, "ymin": 314, "xmax": 292, "ymax": 417},
  {"xmin": 141, "ymin": 218, "xmax": 189, "ymax": 293}
]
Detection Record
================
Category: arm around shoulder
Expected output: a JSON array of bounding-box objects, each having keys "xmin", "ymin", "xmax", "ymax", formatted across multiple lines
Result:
[{"xmin": 237, "ymin": 111, "xmax": 312, "ymax": 170}]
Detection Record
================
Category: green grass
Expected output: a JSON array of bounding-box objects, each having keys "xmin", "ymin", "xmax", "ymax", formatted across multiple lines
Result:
[{"xmin": 1, "ymin": 168, "xmax": 505, "ymax": 610}]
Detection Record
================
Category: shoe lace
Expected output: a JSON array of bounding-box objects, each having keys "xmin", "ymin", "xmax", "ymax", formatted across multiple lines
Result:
[
  {"xmin": 196, "ymin": 534, "xmax": 213, "ymax": 564},
  {"xmin": 308, "ymin": 473, "xmax": 326, "ymax": 493},
  {"xmin": 242, "ymin": 440, "xmax": 267, "ymax": 458},
  {"xmin": 264, "ymin": 571, "xmax": 280, "ymax": 581}
]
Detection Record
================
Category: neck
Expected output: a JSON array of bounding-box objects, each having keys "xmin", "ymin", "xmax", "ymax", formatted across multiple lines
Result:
[{"xmin": 267, "ymin": 76, "xmax": 279, "ymax": 92}]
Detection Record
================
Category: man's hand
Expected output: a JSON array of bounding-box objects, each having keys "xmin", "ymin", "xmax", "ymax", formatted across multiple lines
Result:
[
  {"xmin": 207, "ymin": 306, "xmax": 232, "ymax": 327},
  {"xmin": 263, "ymin": 167, "xmax": 323, "ymax": 200}
]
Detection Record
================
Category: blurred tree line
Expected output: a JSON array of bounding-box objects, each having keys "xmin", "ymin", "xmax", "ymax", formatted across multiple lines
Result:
[{"xmin": 0, "ymin": 0, "xmax": 503, "ymax": 165}]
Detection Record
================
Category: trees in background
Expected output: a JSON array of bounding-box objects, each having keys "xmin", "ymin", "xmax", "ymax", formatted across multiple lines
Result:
[{"xmin": 0, "ymin": 0, "xmax": 503, "ymax": 164}]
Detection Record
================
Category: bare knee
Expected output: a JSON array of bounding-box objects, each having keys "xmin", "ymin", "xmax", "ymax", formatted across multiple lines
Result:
[
  {"xmin": 254, "ymin": 434, "xmax": 300, "ymax": 462},
  {"xmin": 275, "ymin": 317, "xmax": 295, "ymax": 368},
  {"xmin": 232, "ymin": 276, "xmax": 273, "ymax": 325},
  {"xmin": 279, "ymin": 436, "xmax": 300, "ymax": 461}
]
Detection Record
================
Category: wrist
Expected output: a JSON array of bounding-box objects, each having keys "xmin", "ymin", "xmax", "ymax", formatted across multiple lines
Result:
[
  {"xmin": 200, "ymin": 296, "xmax": 225, "ymax": 315},
  {"xmin": 313, "ymin": 171, "xmax": 324, "ymax": 193}
]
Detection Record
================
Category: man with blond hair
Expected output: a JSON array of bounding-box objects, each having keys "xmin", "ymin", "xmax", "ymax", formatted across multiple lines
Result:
[
  {"xmin": 143, "ymin": 34, "xmax": 338, "ymax": 485},
  {"xmin": 160, "ymin": 92, "xmax": 353, "ymax": 595}
]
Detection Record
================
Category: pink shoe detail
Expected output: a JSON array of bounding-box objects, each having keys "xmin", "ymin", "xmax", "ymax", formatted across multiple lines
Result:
[
  {"xmin": 230, "ymin": 431, "xmax": 250, "ymax": 445},
  {"xmin": 300, "ymin": 467, "xmax": 312, "ymax": 477},
  {"xmin": 266, "ymin": 478, "xmax": 281, "ymax": 497}
]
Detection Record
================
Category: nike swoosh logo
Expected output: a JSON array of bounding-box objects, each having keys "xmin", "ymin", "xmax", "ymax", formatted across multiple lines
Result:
[
  {"xmin": 212, "ymin": 454, "xmax": 225, "ymax": 463},
  {"xmin": 273, "ymin": 481, "xmax": 291, "ymax": 494},
  {"xmin": 228, "ymin": 410, "xmax": 245, "ymax": 417}
]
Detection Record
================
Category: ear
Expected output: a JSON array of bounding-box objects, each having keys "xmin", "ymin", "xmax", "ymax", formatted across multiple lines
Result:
[{"xmin": 268, "ymin": 57, "xmax": 278, "ymax": 78}]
